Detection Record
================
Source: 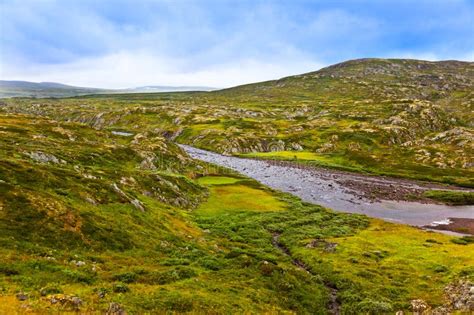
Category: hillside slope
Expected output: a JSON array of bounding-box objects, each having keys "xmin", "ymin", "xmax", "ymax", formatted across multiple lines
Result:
[
  {"xmin": 1, "ymin": 59, "xmax": 474, "ymax": 313},
  {"xmin": 1, "ymin": 114, "xmax": 473, "ymax": 313},
  {"xmin": 3, "ymin": 58, "xmax": 472, "ymax": 186},
  {"xmin": 0, "ymin": 114, "xmax": 334, "ymax": 312}
]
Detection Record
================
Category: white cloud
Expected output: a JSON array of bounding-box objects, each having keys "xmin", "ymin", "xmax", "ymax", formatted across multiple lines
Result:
[{"xmin": 2, "ymin": 1, "xmax": 472, "ymax": 88}]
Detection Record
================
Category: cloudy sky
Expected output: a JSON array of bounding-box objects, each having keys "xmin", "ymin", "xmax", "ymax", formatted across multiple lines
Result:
[{"xmin": 1, "ymin": 0, "xmax": 473, "ymax": 88}]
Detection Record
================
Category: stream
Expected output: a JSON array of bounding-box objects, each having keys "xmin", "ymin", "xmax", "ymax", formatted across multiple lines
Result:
[{"xmin": 181, "ymin": 145, "xmax": 474, "ymax": 234}]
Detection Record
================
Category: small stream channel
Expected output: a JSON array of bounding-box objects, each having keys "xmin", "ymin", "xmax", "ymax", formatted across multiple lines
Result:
[{"xmin": 181, "ymin": 145, "xmax": 474, "ymax": 233}]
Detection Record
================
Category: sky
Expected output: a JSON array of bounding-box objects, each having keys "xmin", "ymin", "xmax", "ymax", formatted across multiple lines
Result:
[{"xmin": 0, "ymin": 0, "xmax": 473, "ymax": 88}]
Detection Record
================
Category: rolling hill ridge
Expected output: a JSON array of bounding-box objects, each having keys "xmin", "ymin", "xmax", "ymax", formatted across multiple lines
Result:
[{"xmin": 0, "ymin": 80, "xmax": 216, "ymax": 98}]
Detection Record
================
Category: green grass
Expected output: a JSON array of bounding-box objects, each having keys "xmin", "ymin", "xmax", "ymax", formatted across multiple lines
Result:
[
  {"xmin": 423, "ymin": 190, "xmax": 474, "ymax": 205},
  {"xmin": 193, "ymin": 179, "xmax": 474, "ymax": 313},
  {"xmin": 196, "ymin": 177, "xmax": 285, "ymax": 215},
  {"xmin": 3, "ymin": 129, "xmax": 471, "ymax": 313},
  {"xmin": 196, "ymin": 175, "xmax": 242, "ymax": 185},
  {"xmin": 291, "ymin": 219, "xmax": 474, "ymax": 313}
]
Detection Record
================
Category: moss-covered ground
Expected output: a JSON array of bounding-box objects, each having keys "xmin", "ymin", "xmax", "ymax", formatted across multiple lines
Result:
[{"xmin": 423, "ymin": 190, "xmax": 474, "ymax": 205}]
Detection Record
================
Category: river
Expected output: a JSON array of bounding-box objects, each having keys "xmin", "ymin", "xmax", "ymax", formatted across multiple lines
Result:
[{"xmin": 181, "ymin": 145, "xmax": 474, "ymax": 233}]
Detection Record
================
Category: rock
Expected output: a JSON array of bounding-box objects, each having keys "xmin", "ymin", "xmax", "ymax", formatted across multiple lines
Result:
[
  {"xmin": 120, "ymin": 176, "xmax": 137, "ymax": 186},
  {"xmin": 16, "ymin": 292, "xmax": 28, "ymax": 301},
  {"xmin": 317, "ymin": 143, "xmax": 336, "ymax": 153},
  {"xmin": 83, "ymin": 173, "xmax": 97, "ymax": 179},
  {"xmin": 40, "ymin": 286, "xmax": 61, "ymax": 296},
  {"xmin": 347, "ymin": 142, "xmax": 361, "ymax": 151},
  {"xmin": 306, "ymin": 239, "xmax": 338, "ymax": 252},
  {"xmin": 290, "ymin": 143, "xmax": 303, "ymax": 151},
  {"xmin": 52, "ymin": 126, "xmax": 76, "ymax": 141},
  {"xmin": 48, "ymin": 294, "xmax": 82, "ymax": 310},
  {"xmin": 84, "ymin": 197, "xmax": 97, "ymax": 205},
  {"xmin": 443, "ymin": 279, "xmax": 474, "ymax": 311},
  {"xmin": 431, "ymin": 306, "xmax": 451, "ymax": 314},
  {"xmin": 131, "ymin": 133, "xmax": 147, "ymax": 144},
  {"xmin": 111, "ymin": 183, "xmax": 129, "ymax": 201},
  {"xmin": 71, "ymin": 297, "xmax": 82, "ymax": 307},
  {"xmin": 131, "ymin": 199, "xmax": 145, "ymax": 212},
  {"xmin": 139, "ymin": 155, "xmax": 157, "ymax": 170},
  {"xmin": 75, "ymin": 260, "xmax": 86, "ymax": 267},
  {"xmin": 106, "ymin": 302, "xmax": 126, "ymax": 315},
  {"xmin": 265, "ymin": 140, "xmax": 284, "ymax": 152},
  {"xmin": 411, "ymin": 299, "xmax": 430, "ymax": 314},
  {"xmin": 25, "ymin": 151, "xmax": 66, "ymax": 164},
  {"xmin": 97, "ymin": 290, "xmax": 106, "ymax": 299}
]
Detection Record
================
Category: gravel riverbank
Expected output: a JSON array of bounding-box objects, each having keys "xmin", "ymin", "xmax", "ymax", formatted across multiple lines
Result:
[{"xmin": 181, "ymin": 145, "xmax": 474, "ymax": 235}]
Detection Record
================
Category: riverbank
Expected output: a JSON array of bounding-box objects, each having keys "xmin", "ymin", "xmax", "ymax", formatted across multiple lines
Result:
[
  {"xmin": 181, "ymin": 145, "xmax": 474, "ymax": 235},
  {"xmin": 239, "ymin": 157, "xmax": 472, "ymax": 204}
]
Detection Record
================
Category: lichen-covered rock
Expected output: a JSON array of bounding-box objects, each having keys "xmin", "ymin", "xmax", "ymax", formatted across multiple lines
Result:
[
  {"xmin": 106, "ymin": 302, "xmax": 126, "ymax": 315},
  {"xmin": 25, "ymin": 151, "xmax": 66, "ymax": 164},
  {"xmin": 47, "ymin": 294, "xmax": 83, "ymax": 310},
  {"xmin": 410, "ymin": 299, "xmax": 430, "ymax": 314},
  {"xmin": 443, "ymin": 279, "xmax": 474, "ymax": 311}
]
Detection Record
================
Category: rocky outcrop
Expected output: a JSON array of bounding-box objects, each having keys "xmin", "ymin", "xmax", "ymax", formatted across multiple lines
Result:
[
  {"xmin": 438, "ymin": 279, "xmax": 474, "ymax": 312},
  {"xmin": 25, "ymin": 151, "xmax": 66, "ymax": 164},
  {"xmin": 112, "ymin": 183, "xmax": 146, "ymax": 212},
  {"xmin": 409, "ymin": 280, "xmax": 474, "ymax": 314}
]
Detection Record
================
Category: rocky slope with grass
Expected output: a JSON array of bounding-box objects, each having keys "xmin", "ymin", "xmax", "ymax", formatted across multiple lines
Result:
[
  {"xmin": 0, "ymin": 58, "xmax": 473, "ymax": 313},
  {"xmin": 2, "ymin": 58, "xmax": 472, "ymax": 187}
]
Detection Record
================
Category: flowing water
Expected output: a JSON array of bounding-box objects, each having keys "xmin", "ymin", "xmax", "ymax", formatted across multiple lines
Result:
[{"xmin": 181, "ymin": 145, "xmax": 474, "ymax": 232}]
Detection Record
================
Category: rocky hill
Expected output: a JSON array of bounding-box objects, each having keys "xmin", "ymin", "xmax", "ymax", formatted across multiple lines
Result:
[{"xmin": 3, "ymin": 58, "xmax": 471, "ymax": 185}]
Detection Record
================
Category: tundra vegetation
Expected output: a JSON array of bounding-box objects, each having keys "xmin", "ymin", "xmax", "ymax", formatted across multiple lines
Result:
[{"xmin": 0, "ymin": 59, "xmax": 473, "ymax": 313}]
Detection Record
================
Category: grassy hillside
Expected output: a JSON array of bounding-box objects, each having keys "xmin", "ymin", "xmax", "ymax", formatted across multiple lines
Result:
[
  {"xmin": 1, "ymin": 114, "xmax": 473, "ymax": 313},
  {"xmin": 2, "ymin": 59, "xmax": 472, "ymax": 186},
  {"xmin": 1, "ymin": 59, "xmax": 473, "ymax": 313}
]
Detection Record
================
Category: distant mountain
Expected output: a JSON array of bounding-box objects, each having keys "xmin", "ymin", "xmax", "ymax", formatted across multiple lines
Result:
[
  {"xmin": 126, "ymin": 86, "xmax": 217, "ymax": 93},
  {"xmin": 0, "ymin": 81, "xmax": 87, "ymax": 89},
  {"xmin": 0, "ymin": 80, "xmax": 217, "ymax": 98},
  {"xmin": 0, "ymin": 80, "xmax": 110, "ymax": 98}
]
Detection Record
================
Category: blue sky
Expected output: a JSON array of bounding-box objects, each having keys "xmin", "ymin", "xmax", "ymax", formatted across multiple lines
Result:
[{"xmin": 1, "ymin": 0, "xmax": 473, "ymax": 88}]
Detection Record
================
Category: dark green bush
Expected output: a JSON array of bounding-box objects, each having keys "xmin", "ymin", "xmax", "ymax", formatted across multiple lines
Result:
[
  {"xmin": 113, "ymin": 282, "xmax": 130, "ymax": 293},
  {"xmin": 112, "ymin": 272, "xmax": 138, "ymax": 283}
]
